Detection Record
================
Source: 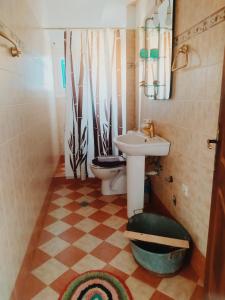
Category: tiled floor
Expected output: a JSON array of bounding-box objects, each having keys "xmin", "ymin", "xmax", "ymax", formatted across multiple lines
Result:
[{"xmin": 21, "ymin": 163, "xmax": 204, "ymax": 300}]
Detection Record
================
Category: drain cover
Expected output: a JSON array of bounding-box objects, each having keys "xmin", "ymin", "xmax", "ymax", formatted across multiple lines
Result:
[{"xmin": 80, "ymin": 201, "xmax": 89, "ymax": 207}]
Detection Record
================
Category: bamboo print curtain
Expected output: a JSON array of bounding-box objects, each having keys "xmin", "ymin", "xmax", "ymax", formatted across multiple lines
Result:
[{"xmin": 64, "ymin": 29, "xmax": 126, "ymax": 180}]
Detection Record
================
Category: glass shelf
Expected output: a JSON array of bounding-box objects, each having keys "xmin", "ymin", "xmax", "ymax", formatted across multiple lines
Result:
[
  {"xmin": 140, "ymin": 56, "xmax": 167, "ymax": 61},
  {"xmin": 142, "ymin": 26, "xmax": 172, "ymax": 31},
  {"xmin": 141, "ymin": 0, "xmax": 174, "ymax": 100},
  {"xmin": 143, "ymin": 84, "xmax": 166, "ymax": 87}
]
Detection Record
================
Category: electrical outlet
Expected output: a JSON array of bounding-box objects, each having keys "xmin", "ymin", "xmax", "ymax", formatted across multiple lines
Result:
[{"xmin": 182, "ymin": 183, "xmax": 189, "ymax": 197}]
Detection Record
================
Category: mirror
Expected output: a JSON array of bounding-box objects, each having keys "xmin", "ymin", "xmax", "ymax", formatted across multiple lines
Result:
[{"xmin": 140, "ymin": 0, "xmax": 175, "ymax": 100}]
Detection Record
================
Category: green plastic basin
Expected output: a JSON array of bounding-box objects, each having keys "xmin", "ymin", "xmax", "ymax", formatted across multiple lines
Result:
[{"xmin": 127, "ymin": 213, "xmax": 191, "ymax": 276}]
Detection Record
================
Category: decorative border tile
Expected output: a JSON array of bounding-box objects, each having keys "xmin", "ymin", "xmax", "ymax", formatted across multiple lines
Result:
[
  {"xmin": 174, "ymin": 6, "xmax": 225, "ymax": 46},
  {"xmin": 0, "ymin": 20, "xmax": 23, "ymax": 49}
]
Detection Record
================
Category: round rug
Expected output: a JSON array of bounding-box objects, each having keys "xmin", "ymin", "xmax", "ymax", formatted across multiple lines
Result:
[{"xmin": 60, "ymin": 271, "xmax": 132, "ymax": 300}]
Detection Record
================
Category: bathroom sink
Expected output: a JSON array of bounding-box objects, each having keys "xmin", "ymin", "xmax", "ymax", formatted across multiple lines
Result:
[
  {"xmin": 114, "ymin": 131, "xmax": 170, "ymax": 156},
  {"xmin": 114, "ymin": 131, "xmax": 171, "ymax": 218}
]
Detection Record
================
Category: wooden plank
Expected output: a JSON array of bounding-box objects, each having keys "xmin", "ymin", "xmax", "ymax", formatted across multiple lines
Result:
[{"xmin": 124, "ymin": 230, "xmax": 190, "ymax": 249}]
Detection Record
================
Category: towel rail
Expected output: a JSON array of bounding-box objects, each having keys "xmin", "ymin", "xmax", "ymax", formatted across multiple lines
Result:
[
  {"xmin": 0, "ymin": 31, "xmax": 21, "ymax": 57},
  {"xmin": 172, "ymin": 44, "xmax": 189, "ymax": 72}
]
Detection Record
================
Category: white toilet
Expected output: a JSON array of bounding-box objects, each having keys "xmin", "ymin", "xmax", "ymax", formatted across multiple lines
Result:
[{"xmin": 90, "ymin": 156, "xmax": 127, "ymax": 195}]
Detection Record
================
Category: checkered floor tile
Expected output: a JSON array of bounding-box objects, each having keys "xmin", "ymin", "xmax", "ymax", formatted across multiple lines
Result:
[{"xmin": 19, "ymin": 162, "xmax": 204, "ymax": 299}]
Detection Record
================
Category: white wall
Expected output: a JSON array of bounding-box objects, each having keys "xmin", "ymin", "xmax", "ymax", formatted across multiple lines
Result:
[
  {"xmin": 43, "ymin": 0, "xmax": 130, "ymax": 28},
  {"xmin": 127, "ymin": 4, "xmax": 137, "ymax": 29},
  {"xmin": 50, "ymin": 31, "xmax": 66, "ymax": 154},
  {"xmin": 136, "ymin": 0, "xmax": 155, "ymax": 27}
]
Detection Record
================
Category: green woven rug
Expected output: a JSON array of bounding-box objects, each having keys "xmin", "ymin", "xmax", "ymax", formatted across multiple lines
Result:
[{"xmin": 60, "ymin": 271, "xmax": 132, "ymax": 300}]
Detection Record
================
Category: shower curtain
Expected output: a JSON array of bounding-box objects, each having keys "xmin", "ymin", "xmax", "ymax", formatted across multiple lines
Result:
[{"xmin": 64, "ymin": 29, "xmax": 126, "ymax": 180}]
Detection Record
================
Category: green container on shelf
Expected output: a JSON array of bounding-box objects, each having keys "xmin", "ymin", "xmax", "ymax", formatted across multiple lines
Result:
[
  {"xmin": 140, "ymin": 48, "xmax": 149, "ymax": 59},
  {"xmin": 150, "ymin": 48, "xmax": 159, "ymax": 59}
]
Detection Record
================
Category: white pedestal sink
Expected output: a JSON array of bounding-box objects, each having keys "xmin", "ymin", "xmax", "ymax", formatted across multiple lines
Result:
[{"xmin": 114, "ymin": 131, "xmax": 170, "ymax": 218}]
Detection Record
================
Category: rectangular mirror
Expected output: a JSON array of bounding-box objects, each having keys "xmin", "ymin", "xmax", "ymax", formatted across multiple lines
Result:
[{"xmin": 141, "ymin": 0, "xmax": 175, "ymax": 100}]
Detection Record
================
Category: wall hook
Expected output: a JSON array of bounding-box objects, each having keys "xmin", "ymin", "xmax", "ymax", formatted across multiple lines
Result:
[{"xmin": 0, "ymin": 31, "xmax": 22, "ymax": 57}]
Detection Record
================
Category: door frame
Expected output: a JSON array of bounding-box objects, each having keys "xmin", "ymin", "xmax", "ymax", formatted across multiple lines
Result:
[{"xmin": 204, "ymin": 50, "xmax": 225, "ymax": 299}]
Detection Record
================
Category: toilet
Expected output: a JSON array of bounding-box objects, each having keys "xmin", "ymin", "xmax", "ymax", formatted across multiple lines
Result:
[{"xmin": 90, "ymin": 156, "xmax": 127, "ymax": 195}]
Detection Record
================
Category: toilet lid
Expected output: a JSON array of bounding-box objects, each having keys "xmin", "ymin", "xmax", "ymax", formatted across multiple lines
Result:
[{"xmin": 92, "ymin": 156, "xmax": 126, "ymax": 168}]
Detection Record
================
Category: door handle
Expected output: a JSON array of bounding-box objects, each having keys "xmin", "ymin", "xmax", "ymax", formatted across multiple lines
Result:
[{"xmin": 207, "ymin": 139, "xmax": 218, "ymax": 150}]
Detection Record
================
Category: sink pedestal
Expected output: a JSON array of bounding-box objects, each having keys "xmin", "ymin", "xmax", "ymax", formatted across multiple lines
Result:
[
  {"xmin": 114, "ymin": 131, "xmax": 170, "ymax": 218},
  {"xmin": 127, "ymin": 156, "xmax": 145, "ymax": 218}
]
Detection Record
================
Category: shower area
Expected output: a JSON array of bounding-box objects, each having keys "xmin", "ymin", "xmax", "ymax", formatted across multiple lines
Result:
[{"xmin": 50, "ymin": 28, "xmax": 136, "ymax": 180}]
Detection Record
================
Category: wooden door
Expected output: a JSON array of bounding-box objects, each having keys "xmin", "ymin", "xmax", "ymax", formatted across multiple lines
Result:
[{"xmin": 204, "ymin": 53, "xmax": 225, "ymax": 299}]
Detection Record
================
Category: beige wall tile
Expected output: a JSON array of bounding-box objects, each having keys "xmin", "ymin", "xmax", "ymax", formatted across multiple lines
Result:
[
  {"xmin": 0, "ymin": 1, "xmax": 60, "ymax": 298},
  {"xmin": 175, "ymin": 0, "xmax": 225, "ymax": 36},
  {"xmin": 137, "ymin": 0, "xmax": 225, "ymax": 255}
]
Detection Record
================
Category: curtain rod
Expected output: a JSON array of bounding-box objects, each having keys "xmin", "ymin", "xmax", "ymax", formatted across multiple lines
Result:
[{"xmin": 41, "ymin": 27, "xmax": 133, "ymax": 30}]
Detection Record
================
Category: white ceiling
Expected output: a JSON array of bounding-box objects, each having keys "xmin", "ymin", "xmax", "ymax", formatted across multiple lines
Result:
[{"xmin": 42, "ymin": 0, "xmax": 135, "ymax": 28}]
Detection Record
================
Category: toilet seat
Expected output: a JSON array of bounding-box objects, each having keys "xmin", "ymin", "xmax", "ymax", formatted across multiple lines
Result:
[
  {"xmin": 92, "ymin": 156, "xmax": 126, "ymax": 168},
  {"xmin": 91, "ymin": 164, "xmax": 125, "ymax": 171}
]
